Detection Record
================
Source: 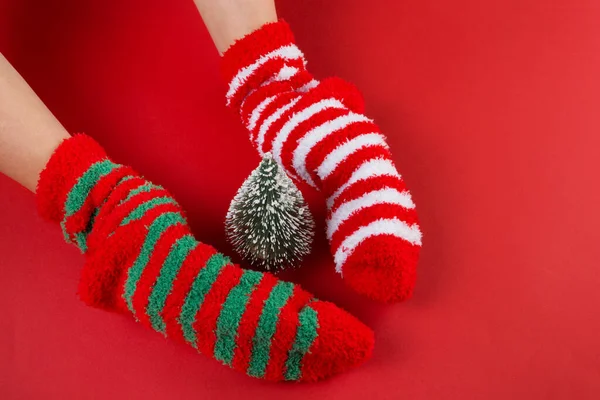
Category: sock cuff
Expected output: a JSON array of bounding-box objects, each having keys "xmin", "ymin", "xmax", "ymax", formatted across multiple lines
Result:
[
  {"xmin": 36, "ymin": 134, "xmax": 110, "ymax": 223},
  {"xmin": 220, "ymin": 20, "xmax": 313, "ymax": 111},
  {"xmin": 221, "ymin": 20, "xmax": 297, "ymax": 84}
]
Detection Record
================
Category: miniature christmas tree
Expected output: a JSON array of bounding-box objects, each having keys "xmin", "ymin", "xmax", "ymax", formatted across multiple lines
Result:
[{"xmin": 225, "ymin": 153, "xmax": 315, "ymax": 271}]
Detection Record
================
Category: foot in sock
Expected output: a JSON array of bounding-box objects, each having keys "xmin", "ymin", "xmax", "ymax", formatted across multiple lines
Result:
[
  {"xmin": 36, "ymin": 134, "xmax": 374, "ymax": 382},
  {"xmin": 221, "ymin": 21, "xmax": 423, "ymax": 302}
]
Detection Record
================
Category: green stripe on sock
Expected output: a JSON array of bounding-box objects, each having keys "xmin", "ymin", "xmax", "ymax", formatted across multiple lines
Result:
[
  {"xmin": 74, "ymin": 232, "xmax": 88, "ymax": 252},
  {"xmin": 247, "ymin": 281, "xmax": 295, "ymax": 378},
  {"xmin": 284, "ymin": 305, "xmax": 319, "ymax": 381},
  {"xmin": 60, "ymin": 220, "xmax": 71, "ymax": 243},
  {"xmin": 214, "ymin": 270, "xmax": 264, "ymax": 365},
  {"xmin": 120, "ymin": 196, "xmax": 178, "ymax": 226},
  {"xmin": 79, "ymin": 174, "xmax": 137, "ymax": 249},
  {"xmin": 120, "ymin": 182, "xmax": 161, "ymax": 205},
  {"xmin": 64, "ymin": 159, "xmax": 118, "ymax": 216},
  {"xmin": 60, "ymin": 159, "xmax": 118, "ymax": 243},
  {"xmin": 62, "ymin": 174, "xmax": 136, "ymax": 251},
  {"xmin": 119, "ymin": 175, "xmax": 136, "ymax": 183},
  {"xmin": 123, "ymin": 211, "xmax": 186, "ymax": 316},
  {"xmin": 74, "ymin": 206, "xmax": 103, "ymax": 253},
  {"xmin": 178, "ymin": 253, "xmax": 230, "ymax": 348},
  {"xmin": 146, "ymin": 235, "xmax": 197, "ymax": 334}
]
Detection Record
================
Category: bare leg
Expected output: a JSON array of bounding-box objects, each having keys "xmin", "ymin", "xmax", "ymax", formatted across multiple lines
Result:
[
  {"xmin": 0, "ymin": 53, "xmax": 70, "ymax": 192},
  {"xmin": 192, "ymin": 0, "xmax": 277, "ymax": 54}
]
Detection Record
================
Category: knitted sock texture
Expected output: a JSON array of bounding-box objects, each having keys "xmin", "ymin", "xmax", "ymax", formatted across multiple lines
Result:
[
  {"xmin": 36, "ymin": 134, "xmax": 374, "ymax": 382},
  {"xmin": 221, "ymin": 21, "xmax": 422, "ymax": 302}
]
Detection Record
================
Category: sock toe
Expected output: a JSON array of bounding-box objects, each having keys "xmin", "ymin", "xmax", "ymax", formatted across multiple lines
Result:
[
  {"xmin": 298, "ymin": 300, "xmax": 374, "ymax": 382},
  {"xmin": 342, "ymin": 235, "xmax": 420, "ymax": 302}
]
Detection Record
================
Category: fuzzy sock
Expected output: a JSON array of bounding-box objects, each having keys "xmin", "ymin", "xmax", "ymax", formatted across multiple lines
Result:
[
  {"xmin": 36, "ymin": 134, "xmax": 373, "ymax": 382},
  {"xmin": 221, "ymin": 21, "xmax": 422, "ymax": 302}
]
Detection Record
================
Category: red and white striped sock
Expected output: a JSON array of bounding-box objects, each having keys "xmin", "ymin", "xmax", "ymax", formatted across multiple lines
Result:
[{"xmin": 221, "ymin": 21, "xmax": 422, "ymax": 302}]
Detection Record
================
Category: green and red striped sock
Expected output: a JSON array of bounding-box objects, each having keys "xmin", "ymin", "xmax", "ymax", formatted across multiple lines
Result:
[{"xmin": 36, "ymin": 134, "xmax": 374, "ymax": 382}]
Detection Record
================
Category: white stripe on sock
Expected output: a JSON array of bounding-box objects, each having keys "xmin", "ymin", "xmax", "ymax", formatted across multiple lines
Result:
[
  {"xmin": 292, "ymin": 112, "xmax": 372, "ymax": 187},
  {"xmin": 326, "ymin": 188, "xmax": 415, "ymax": 239},
  {"xmin": 256, "ymin": 97, "xmax": 301, "ymax": 155},
  {"xmin": 240, "ymin": 64, "xmax": 302, "ymax": 113},
  {"xmin": 273, "ymin": 65, "xmax": 299, "ymax": 82},
  {"xmin": 317, "ymin": 133, "xmax": 389, "ymax": 180},
  {"xmin": 334, "ymin": 218, "xmax": 422, "ymax": 274},
  {"xmin": 271, "ymin": 98, "xmax": 346, "ymax": 170},
  {"xmin": 247, "ymin": 95, "xmax": 278, "ymax": 133},
  {"xmin": 297, "ymin": 79, "xmax": 320, "ymax": 93},
  {"xmin": 327, "ymin": 158, "xmax": 400, "ymax": 209},
  {"xmin": 226, "ymin": 44, "xmax": 304, "ymax": 106}
]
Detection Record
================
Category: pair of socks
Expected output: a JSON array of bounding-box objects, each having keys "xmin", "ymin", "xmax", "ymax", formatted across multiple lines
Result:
[{"xmin": 35, "ymin": 20, "xmax": 421, "ymax": 382}]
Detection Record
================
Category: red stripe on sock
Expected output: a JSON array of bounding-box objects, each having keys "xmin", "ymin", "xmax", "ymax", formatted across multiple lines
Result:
[
  {"xmin": 93, "ymin": 176, "xmax": 145, "ymax": 226},
  {"xmin": 241, "ymin": 71, "xmax": 320, "ymax": 130},
  {"xmin": 131, "ymin": 224, "xmax": 188, "ymax": 328},
  {"xmin": 240, "ymin": 82, "xmax": 293, "ymax": 129},
  {"xmin": 109, "ymin": 204, "xmax": 185, "ymax": 312},
  {"xmin": 251, "ymin": 92, "xmax": 300, "ymax": 151},
  {"xmin": 87, "ymin": 200, "xmax": 181, "ymax": 267},
  {"xmin": 305, "ymin": 121, "xmax": 380, "ymax": 184},
  {"xmin": 229, "ymin": 57, "xmax": 290, "ymax": 113},
  {"xmin": 319, "ymin": 146, "xmax": 393, "ymax": 198},
  {"xmin": 259, "ymin": 93, "xmax": 309, "ymax": 155},
  {"xmin": 278, "ymin": 107, "xmax": 350, "ymax": 179},
  {"xmin": 193, "ymin": 264, "xmax": 243, "ymax": 358},
  {"xmin": 88, "ymin": 188, "xmax": 175, "ymax": 249},
  {"xmin": 260, "ymin": 82, "xmax": 350, "ymax": 157},
  {"xmin": 63, "ymin": 165, "xmax": 135, "ymax": 240},
  {"xmin": 79, "ymin": 222, "xmax": 146, "ymax": 313},
  {"xmin": 288, "ymin": 70, "xmax": 315, "ymax": 92},
  {"xmin": 91, "ymin": 166, "xmax": 136, "ymax": 206},
  {"xmin": 162, "ymin": 243, "xmax": 220, "ymax": 344},
  {"xmin": 231, "ymin": 273, "xmax": 279, "ymax": 373},
  {"xmin": 310, "ymin": 123, "xmax": 380, "ymax": 174},
  {"xmin": 310, "ymin": 77, "xmax": 365, "ymax": 114},
  {"xmin": 329, "ymin": 204, "xmax": 419, "ymax": 254},
  {"xmin": 264, "ymin": 286, "xmax": 314, "ymax": 381},
  {"xmin": 112, "ymin": 188, "xmax": 173, "ymax": 221},
  {"xmin": 330, "ymin": 175, "xmax": 407, "ymax": 213}
]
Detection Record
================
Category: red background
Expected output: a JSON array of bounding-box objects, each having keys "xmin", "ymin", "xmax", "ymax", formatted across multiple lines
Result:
[{"xmin": 1, "ymin": 0, "xmax": 599, "ymax": 398}]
